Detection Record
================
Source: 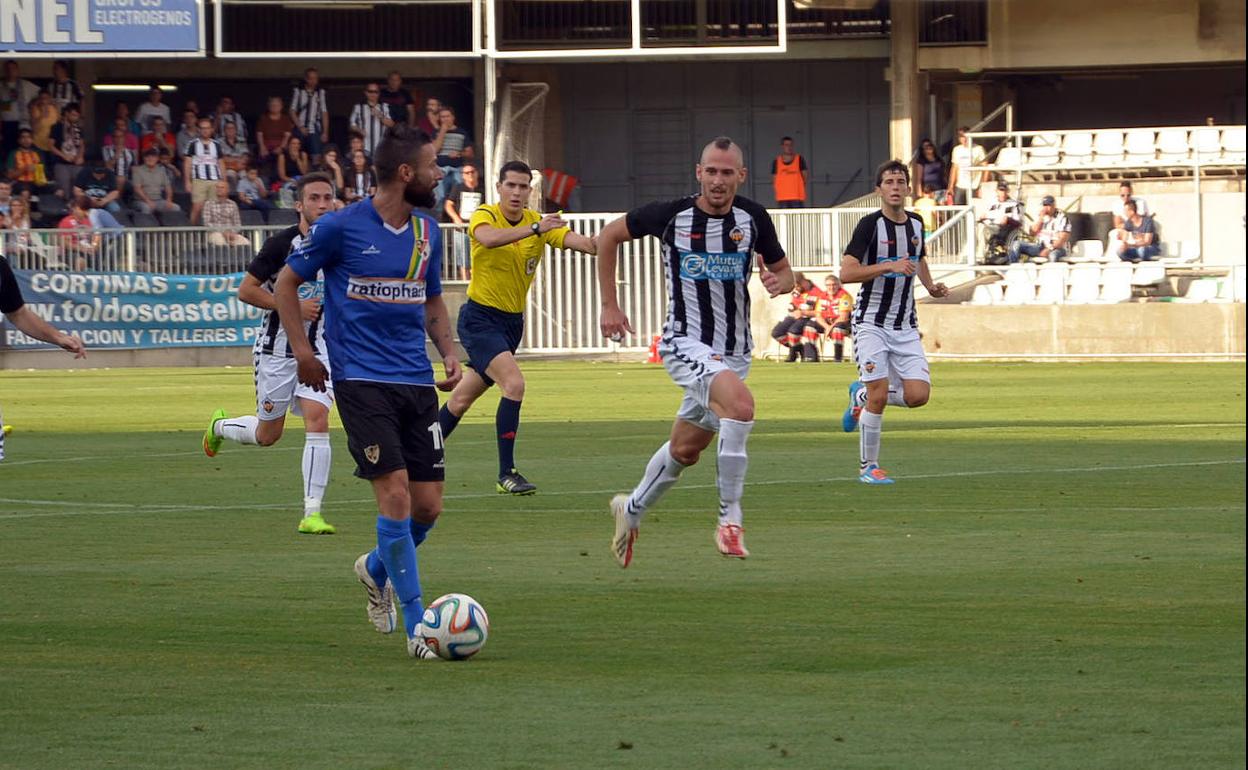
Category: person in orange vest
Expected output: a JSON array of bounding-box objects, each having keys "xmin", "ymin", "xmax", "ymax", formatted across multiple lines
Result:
[{"xmin": 771, "ymin": 136, "xmax": 808, "ymax": 208}]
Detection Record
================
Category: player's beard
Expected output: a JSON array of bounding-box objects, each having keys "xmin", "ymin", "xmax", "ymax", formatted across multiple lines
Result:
[{"xmin": 403, "ymin": 178, "xmax": 436, "ymax": 209}]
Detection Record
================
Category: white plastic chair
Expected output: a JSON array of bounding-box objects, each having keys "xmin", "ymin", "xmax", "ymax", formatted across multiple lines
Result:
[
  {"xmin": 1156, "ymin": 129, "xmax": 1190, "ymax": 164},
  {"xmin": 1096, "ymin": 263, "xmax": 1134, "ymax": 303},
  {"xmin": 1067, "ymin": 264, "xmax": 1102, "ymax": 303},
  {"xmin": 1062, "ymin": 132, "xmax": 1094, "ymax": 166},
  {"xmin": 1027, "ymin": 133, "xmax": 1060, "ymax": 167},
  {"xmin": 1000, "ymin": 265, "xmax": 1037, "ymax": 305},
  {"xmin": 1123, "ymin": 129, "xmax": 1157, "ymax": 165},
  {"xmin": 1179, "ymin": 278, "xmax": 1219, "ymax": 303},
  {"xmin": 1070, "ymin": 239, "xmax": 1104, "ymax": 263},
  {"xmin": 1131, "ymin": 263, "xmax": 1166, "ymax": 286},
  {"xmin": 1222, "ymin": 127, "xmax": 1246, "ymax": 162},
  {"xmin": 970, "ymin": 283, "xmax": 1002, "ymax": 305},
  {"xmin": 1093, "ymin": 130, "xmax": 1124, "ymax": 164},
  {"xmin": 995, "ymin": 146, "xmax": 1024, "ymax": 169},
  {"xmin": 1034, "ymin": 263, "xmax": 1068, "ymax": 304}
]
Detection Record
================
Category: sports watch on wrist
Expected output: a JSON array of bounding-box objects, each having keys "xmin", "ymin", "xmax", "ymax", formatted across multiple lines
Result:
[{"xmin": 530, "ymin": 222, "xmax": 541, "ymax": 235}]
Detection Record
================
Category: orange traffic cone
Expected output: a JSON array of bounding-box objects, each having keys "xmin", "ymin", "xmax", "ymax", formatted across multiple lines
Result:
[{"xmin": 647, "ymin": 335, "xmax": 661, "ymax": 364}]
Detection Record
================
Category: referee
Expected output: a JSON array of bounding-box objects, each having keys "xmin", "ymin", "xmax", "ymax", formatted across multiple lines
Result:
[
  {"xmin": 274, "ymin": 124, "xmax": 462, "ymax": 659},
  {"xmin": 436, "ymin": 160, "xmax": 597, "ymax": 495},
  {"xmin": 1, "ymin": 255, "xmax": 86, "ymax": 462}
]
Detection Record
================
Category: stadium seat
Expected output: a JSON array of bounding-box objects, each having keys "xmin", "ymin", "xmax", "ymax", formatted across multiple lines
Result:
[
  {"xmin": 969, "ymin": 283, "xmax": 1002, "ymax": 305},
  {"xmin": 1178, "ymin": 277, "xmax": 1219, "ymax": 303},
  {"xmin": 1027, "ymin": 133, "xmax": 1060, "ymax": 166},
  {"xmin": 1123, "ymin": 129, "xmax": 1157, "ymax": 165},
  {"xmin": 173, "ymin": 192, "xmax": 192, "ymax": 211},
  {"xmin": 1096, "ymin": 263, "xmax": 1134, "ymax": 303},
  {"xmin": 1093, "ymin": 130, "xmax": 1124, "ymax": 164},
  {"xmin": 1189, "ymin": 127, "xmax": 1223, "ymax": 160},
  {"xmin": 158, "ymin": 209, "xmax": 190, "ymax": 227},
  {"xmin": 1131, "ymin": 263, "xmax": 1167, "ymax": 286},
  {"xmin": 37, "ymin": 195, "xmax": 68, "ymax": 220},
  {"xmin": 1069, "ymin": 239, "xmax": 1104, "ymax": 263},
  {"xmin": 995, "ymin": 146, "xmax": 1024, "ymax": 169},
  {"xmin": 131, "ymin": 212, "xmax": 160, "ymax": 229},
  {"xmin": 110, "ymin": 210, "xmax": 133, "ymax": 227},
  {"xmin": 1062, "ymin": 132, "xmax": 1094, "ymax": 165},
  {"xmin": 1034, "ymin": 263, "xmax": 1068, "ymax": 304},
  {"xmin": 239, "ymin": 209, "xmax": 266, "ymax": 227},
  {"xmin": 1000, "ymin": 265, "xmax": 1037, "ymax": 305},
  {"xmin": 1156, "ymin": 129, "xmax": 1191, "ymax": 164},
  {"xmin": 1066, "ymin": 264, "xmax": 1102, "ymax": 304},
  {"xmin": 1222, "ymin": 126, "xmax": 1246, "ymax": 162},
  {"xmin": 268, "ymin": 209, "xmax": 300, "ymax": 227}
]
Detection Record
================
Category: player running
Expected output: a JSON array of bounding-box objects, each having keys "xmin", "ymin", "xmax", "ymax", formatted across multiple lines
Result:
[
  {"xmin": 201, "ymin": 172, "xmax": 339, "ymax": 535},
  {"xmin": 274, "ymin": 125, "xmax": 461, "ymax": 660},
  {"xmin": 436, "ymin": 160, "xmax": 597, "ymax": 495},
  {"xmin": 840, "ymin": 160, "xmax": 948, "ymax": 484},
  {"xmin": 597, "ymin": 136, "xmax": 794, "ymax": 567}
]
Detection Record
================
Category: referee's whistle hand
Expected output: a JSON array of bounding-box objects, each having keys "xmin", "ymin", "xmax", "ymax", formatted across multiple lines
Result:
[
  {"xmin": 296, "ymin": 355, "xmax": 329, "ymax": 392},
  {"xmin": 539, "ymin": 214, "xmax": 566, "ymax": 233}
]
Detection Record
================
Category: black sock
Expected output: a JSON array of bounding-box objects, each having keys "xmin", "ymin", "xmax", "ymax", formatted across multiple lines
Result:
[
  {"xmin": 438, "ymin": 403, "xmax": 462, "ymax": 439},
  {"xmin": 496, "ymin": 397, "xmax": 522, "ymax": 477}
]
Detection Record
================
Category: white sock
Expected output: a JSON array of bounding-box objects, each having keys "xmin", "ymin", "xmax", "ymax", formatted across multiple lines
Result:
[
  {"xmin": 887, "ymin": 389, "xmax": 910, "ymax": 408},
  {"xmin": 216, "ymin": 415, "xmax": 259, "ymax": 445},
  {"xmin": 302, "ymin": 432, "xmax": 331, "ymax": 516},
  {"xmin": 716, "ymin": 418, "xmax": 753, "ymax": 527},
  {"xmin": 854, "ymin": 385, "xmax": 868, "ymax": 407},
  {"xmin": 859, "ymin": 410, "xmax": 883, "ymax": 469},
  {"xmin": 625, "ymin": 441, "xmax": 687, "ymax": 524}
]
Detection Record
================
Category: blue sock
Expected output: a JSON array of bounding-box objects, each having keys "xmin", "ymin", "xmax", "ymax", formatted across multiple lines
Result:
[
  {"xmin": 438, "ymin": 403, "xmax": 462, "ymax": 440},
  {"xmin": 496, "ymin": 397, "xmax": 522, "ymax": 477},
  {"xmin": 410, "ymin": 519, "xmax": 434, "ymax": 549},
  {"xmin": 365, "ymin": 549, "xmax": 388, "ymax": 587},
  {"xmin": 375, "ymin": 516, "xmax": 424, "ymax": 637}
]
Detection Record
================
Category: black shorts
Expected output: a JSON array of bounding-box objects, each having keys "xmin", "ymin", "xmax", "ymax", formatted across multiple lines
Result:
[
  {"xmin": 458, "ymin": 299, "xmax": 524, "ymax": 387},
  {"xmin": 335, "ymin": 380, "xmax": 445, "ymax": 482}
]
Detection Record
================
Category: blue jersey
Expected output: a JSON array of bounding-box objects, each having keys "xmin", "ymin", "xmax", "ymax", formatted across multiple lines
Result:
[{"xmin": 287, "ymin": 201, "xmax": 443, "ymax": 385}]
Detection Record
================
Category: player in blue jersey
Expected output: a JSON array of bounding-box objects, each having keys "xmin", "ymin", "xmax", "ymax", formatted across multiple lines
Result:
[{"xmin": 274, "ymin": 124, "xmax": 462, "ymax": 660}]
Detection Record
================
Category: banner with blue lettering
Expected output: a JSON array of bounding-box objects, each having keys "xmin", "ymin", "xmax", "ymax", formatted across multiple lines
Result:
[
  {"xmin": 1, "ymin": 0, "xmax": 202, "ymax": 53},
  {"xmin": 1, "ymin": 270, "xmax": 264, "ymax": 350}
]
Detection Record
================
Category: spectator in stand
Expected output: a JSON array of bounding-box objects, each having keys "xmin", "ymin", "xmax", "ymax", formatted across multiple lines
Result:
[
  {"xmin": 276, "ymin": 134, "xmax": 310, "ymax": 187},
  {"xmin": 289, "ymin": 67, "xmax": 329, "ymax": 164},
  {"xmin": 948, "ymin": 126, "xmax": 986, "ymax": 206},
  {"xmin": 57, "ymin": 196, "xmax": 99, "ymax": 270},
  {"xmin": 1112, "ymin": 181, "xmax": 1149, "ymax": 227},
  {"xmin": 141, "ymin": 116, "xmax": 176, "ymax": 155},
  {"xmin": 911, "ymin": 138, "xmax": 947, "ymax": 201},
  {"xmin": 343, "ymin": 148, "xmax": 376, "ymax": 204},
  {"xmin": 214, "ymin": 96, "xmax": 248, "ymax": 145},
  {"xmin": 433, "ymin": 106, "xmax": 473, "ymax": 208},
  {"xmin": 73, "ymin": 158, "xmax": 124, "ymax": 215},
  {"xmin": 115, "ymin": 102, "xmax": 141, "ymax": 137},
  {"xmin": 5, "ymin": 197, "xmax": 60, "ymax": 265},
  {"xmin": 101, "ymin": 128, "xmax": 136, "ymax": 195},
  {"xmin": 6, "ymin": 128, "xmax": 56, "ymax": 206},
  {"xmin": 350, "ymin": 82, "xmax": 396, "ymax": 158},
  {"xmin": 30, "ymin": 90, "xmax": 58, "ymax": 152},
  {"xmin": 379, "ymin": 71, "xmax": 417, "ymax": 128},
  {"xmin": 913, "ymin": 182, "xmax": 938, "ymax": 234},
  {"xmin": 418, "ymin": 97, "xmax": 441, "ymax": 137},
  {"xmin": 219, "ymin": 120, "xmax": 249, "ymax": 187},
  {"xmin": 157, "ymin": 146, "xmax": 184, "ymax": 193},
  {"xmin": 49, "ymin": 103, "xmax": 85, "ymax": 199},
  {"xmin": 255, "ymin": 95, "xmax": 293, "ymax": 165},
  {"xmin": 312, "ymin": 143, "xmax": 345, "ymax": 195},
  {"xmin": 174, "ymin": 108, "xmax": 199, "ymax": 159},
  {"xmin": 977, "ymin": 181, "xmax": 1023, "ymax": 264},
  {"xmin": 1, "ymin": 61, "xmax": 38, "ymax": 155},
  {"xmin": 770, "ymin": 136, "xmax": 809, "ymax": 208},
  {"xmin": 443, "ymin": 162, "xmax": 482, "ymax": 280},
  {"xmin": 203, "ymin": 180, "xmax": 250, "ymax": 247},
  {"xmin": 1011, "ymin": 194, "xmax": 1071, "ymax": 264},
  {"xmin": 816, "ymin": 274, "xmax": 854, "ymax": 363},
  {"xmin": 184, "ymin": 117, "xmax": 225, "ymax": 225},
  {"xmin": 770, "ymin": 273, "xmax": 821, "ymax": 363},
  {"xmin": 135, "ymin": 85, "xmax": 171, "ymax": 133},
  {"xmin": 130, "ymin": 148, "xmax": 180, "ymax": 214},
  {"xmin": 49, "ymin": 61, "xmax": 84, "ymax": 111},
  {"xmin": 236, "ymin": 164, "xmax": 273, "ymax": 216},
  {"xmin": 0, "ymin": 179, "xmax": 11, "ymax": 217},
  {"xmin": 103, "ymin": 116, "xmax": 139, "ymax": 153},
  {"xmin": 346, "ymin": 129, "xmax": 368, "ymax": 162},
  {"xmin": 1113, "ymin": 199, "xmax": 1158, "ymax": 262}
]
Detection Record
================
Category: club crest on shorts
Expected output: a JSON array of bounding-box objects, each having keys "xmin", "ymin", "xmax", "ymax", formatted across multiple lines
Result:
[
  {"xmin": 262, "ymin": 399, "xmax": 275, "ymax": 413},
  {"xmin": 729, "ymin": 226, "xmax": 744, "ymax": 243},
  {"xmin": 364, "ymin": 444, "xmax": 381, "ymax": 464},
  {"xmin": 865, "ymin": 361, "xmax": 876, "ymax": 373}
]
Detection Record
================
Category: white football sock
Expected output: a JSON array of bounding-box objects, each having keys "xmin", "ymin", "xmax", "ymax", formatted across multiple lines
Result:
[
  {"xmin": 625, "ymin": 441, "xmax": 687, "ymax": 524},
  {"xmin": 216, "ymin": 415, "xmax": 259, "ymax": 445},
  {"xmin": 302, "ymin": 432, "xmax": 331, "ymax": 516},
  {"xmin": 887, "ymin": 388, "xmax": 910, "ymax": 408},
  {"xmin": 859, "ymin": 410, "xmax": 883, "ymax": 469},
  {"xmin": 716, "ymin": 418, "xmax": 753, "ymax": 527}
]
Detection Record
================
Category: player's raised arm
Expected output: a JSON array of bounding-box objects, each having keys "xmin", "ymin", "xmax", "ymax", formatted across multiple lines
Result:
[
  {"xmin": 596, "ymin": 215, "xmax": 635, "ymax": 339},
  {"xmin": 274, "ymin": 265, "xmax": 328, "ymax": 391},
  {"xmin": 561, "ymin": 227, "xmax": 597, "ymax": 255}
]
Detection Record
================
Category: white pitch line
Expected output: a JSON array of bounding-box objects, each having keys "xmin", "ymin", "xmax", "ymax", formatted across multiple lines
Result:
[{"xmin": 0, "ymin": 458, "xmax": 1242, "ymax": 521}]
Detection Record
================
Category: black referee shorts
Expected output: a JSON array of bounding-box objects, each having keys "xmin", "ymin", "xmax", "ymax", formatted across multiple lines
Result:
[
  {"xmin": 458, "ymin": 299, "xmax": 524, "ymax": 387},
  {"xmin": 335, "ymin": 380, "xmax": 445, "ymax": 482}
]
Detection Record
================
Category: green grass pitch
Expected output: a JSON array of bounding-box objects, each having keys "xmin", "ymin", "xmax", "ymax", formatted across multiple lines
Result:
[{"xmin": 0, "ymin": 361, "xmax": 1244, "ymax": 769}]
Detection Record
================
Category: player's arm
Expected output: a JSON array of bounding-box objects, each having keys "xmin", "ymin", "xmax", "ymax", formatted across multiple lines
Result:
[
  {"xmin": 596, "ymin": 215, "xmax": 636, "ymax": 339},
  {"xmin": 917, "ymin": 255, "xmax": 949, "ymax": 298},
  {"xmin": 559, "ymin": 229, "xmax": 596, "ymax": 255},
  {"xmin": 472, "ymin": 212, "xmax": 566, "ymax": 248},
  {"xmin": 839, "ymin": 216, "xmax": 913, "ymax": 282},
  {"xmin": 752, "ymin": 209, "xmax": 794, "ymax": 297},
  {"xmin": 4, "ymin": 306, "xmax": 86, "ymax": 358},
  {"xmin": 423, "ymin": 294, "xmax": 463, "ymax": 392},
  {"xmin": 273, "ymin": 265, "xmax": 327, "ymax": 391}
]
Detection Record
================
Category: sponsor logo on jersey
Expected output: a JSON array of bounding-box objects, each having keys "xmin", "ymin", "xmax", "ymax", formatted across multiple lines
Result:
[
  {"xmin": 364, "ymin": 444, "xmax": 381, "ymax": 464},
  {"xmin": 362, "ymin": 244, "xmax": 381, "ymax": 255},
  {"xmin": 525, "ymin": 257, "xmax": 539, "ymax": 275},
  {"xmin": 678, "ymin": 250, "xmax": 747, "ymax": 281},
  {"xmin": 346, "ymin": 276, "xmax": 427, "ymax": 304}
]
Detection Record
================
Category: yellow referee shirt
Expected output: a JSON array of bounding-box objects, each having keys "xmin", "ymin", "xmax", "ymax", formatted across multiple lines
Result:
[{"xmin": 467, "ymin": 204, "xmax": 568, "ymax": 313}]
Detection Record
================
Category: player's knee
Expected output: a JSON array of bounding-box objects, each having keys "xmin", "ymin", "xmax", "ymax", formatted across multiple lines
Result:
[
  {"xmin": 722, "ymin": 396, "xmax": 754, "ymax": 423},
  {"xmin": 670, "ymin": 443, "xmax": 702, "ymax": 466},
  {"xmin": 499, "ymin": 375, "xmax": 525, "ymax": 402},
  {"xmin": 411, "ymin": 501, "xmax": 441, "ymax": 522}
]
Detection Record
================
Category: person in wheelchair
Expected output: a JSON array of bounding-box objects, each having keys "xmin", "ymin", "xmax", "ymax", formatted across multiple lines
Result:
[{"xmin": 977, "ymin": 181, "xmax": 1023, "ymax": 265}]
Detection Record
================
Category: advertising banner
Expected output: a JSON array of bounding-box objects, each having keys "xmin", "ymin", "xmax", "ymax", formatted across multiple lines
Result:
[
  {"xmin": 0, "ymin": 0, "xmax": 202, "ymax": 53},
  {"xmin": 1, "ymin": 270, "xmax": 264, "ymax": 350}
]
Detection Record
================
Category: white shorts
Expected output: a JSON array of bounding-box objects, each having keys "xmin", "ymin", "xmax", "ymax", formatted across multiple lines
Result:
[
  {"xmin": 661, "ymin": 335, "xmax": 751, "ymax": 433},
  {"xmin": 254, "ymin": 351, "xmax": 334, "ymax": 421},
  {"xmin": 852, "ymin": 324, "xmax": 930, "ymax": 386}
]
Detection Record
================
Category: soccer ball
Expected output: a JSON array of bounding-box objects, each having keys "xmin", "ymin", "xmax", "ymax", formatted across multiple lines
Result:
[{"xmin": 419, "ymin": 593, "xmax": 489, "ymax": 661}]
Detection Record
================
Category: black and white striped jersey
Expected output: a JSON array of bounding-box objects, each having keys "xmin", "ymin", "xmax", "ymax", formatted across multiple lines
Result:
[
  {"xmin": 845, "ymin": 210, "xmax": 926, "ymax": 332},
  {"xmin": 50, "ymin": 79, "xmax": 83, "ymax": 110},
  {"xmin": 290, "ymin": 87, "xmax": 328, "ymax": 134},
  {"xmin": 986, "ymin": 197, "xmax": 1023, "ymax": 225},
  {"xmin": 246, "ymin": 225, "xmax": 325, "ymax": 358},
  {"xmin": 349, "ymin": 102, "xmax": 392, "ymax": 155},
  {"xmin": 626, "ymin": 195, "xmax": 785, "ymax": 356},
  {"xmin": 215, "ymin": 111, "xmax": 248, "ymax": 143},
  {"xmin": 187, "ymin": 139, "xmax": 223, "ymax": 181},
  {"xmin": 101, "ymin": 145, "xmax": 135, "ymax": 181}
]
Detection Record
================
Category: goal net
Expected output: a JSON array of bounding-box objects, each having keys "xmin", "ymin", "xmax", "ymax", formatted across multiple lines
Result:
[{"xmin": 493, "ymin": 82, "xmax": 549, "ymax": 211}]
